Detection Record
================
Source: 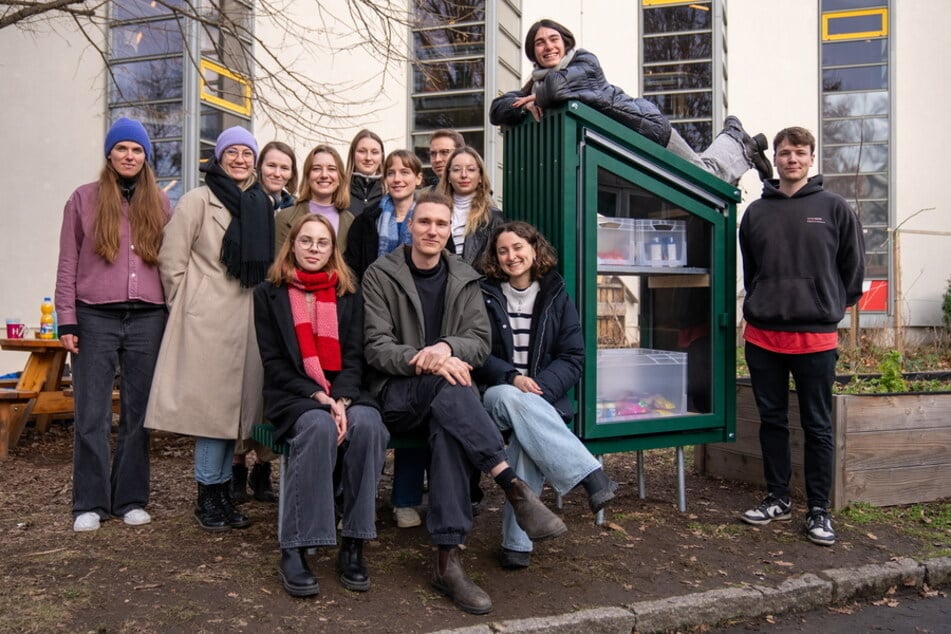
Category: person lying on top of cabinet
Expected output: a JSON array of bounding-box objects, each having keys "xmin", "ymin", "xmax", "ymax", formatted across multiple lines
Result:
[{"xmin": 489, "ymin": 18, "xmax": 772, "ymax": 185}]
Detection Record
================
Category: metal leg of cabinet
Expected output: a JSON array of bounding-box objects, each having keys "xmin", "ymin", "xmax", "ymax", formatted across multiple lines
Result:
[{"xmin": 676, "ymin": 446, "xmax": 687, "ymax": 512}]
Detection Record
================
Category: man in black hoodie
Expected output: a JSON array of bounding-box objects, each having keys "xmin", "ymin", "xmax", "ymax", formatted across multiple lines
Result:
[{"xmin": 737, "ymin": 127, "xmax": 865, "ymax": 547}]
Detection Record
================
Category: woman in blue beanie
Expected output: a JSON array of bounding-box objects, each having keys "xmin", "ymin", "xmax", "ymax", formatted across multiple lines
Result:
[
  {"xmin": 55, "ymin": 117, "xmax": 171, "ymax": 532},
  {"xmin": 145, "ymin": 126, "xmax": 274, "ymax": 532}
]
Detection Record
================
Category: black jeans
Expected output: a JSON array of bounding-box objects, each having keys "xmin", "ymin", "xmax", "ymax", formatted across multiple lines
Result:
[
  {"xmin": 379, "ymin": 374, "xmax": 508, "ymax": 545},
  {"xmin": 745, "ymin": 342, "xmax": 837, "ymax": 509}
]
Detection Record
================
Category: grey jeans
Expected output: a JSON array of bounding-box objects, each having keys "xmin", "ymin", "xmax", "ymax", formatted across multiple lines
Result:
[
  {"xmin": 280, "ymin": 404, "xmax": 389, "ymax": 549},
  {"xmin": 666, "ymin": 127, "xmax": 751, "ymax": 185}
]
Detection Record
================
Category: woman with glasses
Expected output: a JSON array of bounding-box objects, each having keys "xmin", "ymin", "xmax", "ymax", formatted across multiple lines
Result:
[
  {"xmin": 56, "ymin": 118, "xmax": 171, "ymax": 532},
  {"xmin": 275, "ymin": 144, "xmax": 354, "ymax": 253},
  {"xmin": 145, "ymin": 127, "xmax": 272, "ymax": 532},
  {"xmin": 345, "ymin": 129, "xmax": 385, "ymax": 217},
  {"xmin": 254, "ymin": 213, "xmax": 388, "ymax": 597},
  {"xmin": 436, "ymin": 146, "xmax": 503, "ymax": 272}
]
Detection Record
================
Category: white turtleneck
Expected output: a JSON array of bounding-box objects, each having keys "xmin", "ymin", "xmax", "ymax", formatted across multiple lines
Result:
[{"xmin": 451, "ymin": 193, "xmax": 474, "ymax": 256}]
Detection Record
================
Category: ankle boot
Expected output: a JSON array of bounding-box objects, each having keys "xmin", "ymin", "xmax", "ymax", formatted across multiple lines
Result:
[
  {"xmin": 504, "ymin": 478, "xmax": 567, "ymax": 541},
  {"xmin": 581, "ymin": 468, "xmax": 619, "ymax": 514},
  {"xmin": 194, "ymin": 483, "xmax": 229, "ymax": 532},
  {"xmin": 279, "ymin": 548, "xmax": 319, "ymax": 597},
  {"xmin": 336, "ymin": 537, "xmax": 370, "ymax": 592},
  {"xmin": 431, "ymin": 547, "xmax": 492, "ymax": 615},
  {"xmin": 215, "ymin": 482, "xmax": 251, "ymax": 529},
  {"xmin": 249, "ymin": 461, "xmax": 278, "ymax": 503},
  {"xmin": 231, "ymin": 463, "xmax": 250, "ymax": 505}
]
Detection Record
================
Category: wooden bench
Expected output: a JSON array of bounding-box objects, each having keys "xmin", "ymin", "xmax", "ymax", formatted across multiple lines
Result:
[{"xmin": 0, "ymin": 389, "xmax": 39, "ymax": 459}]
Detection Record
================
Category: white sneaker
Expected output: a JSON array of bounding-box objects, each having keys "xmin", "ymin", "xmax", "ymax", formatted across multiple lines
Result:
[
  {"xmin": 123, "ymin": 508, "xmax": 152, "ymax": 526},
  {"xmin": 393, "ymin": 506, "xmax": 421, "ymax": 528},
  {"xmin": 73, "ymin": 512, "xmax": 100, "ymax": 532}
]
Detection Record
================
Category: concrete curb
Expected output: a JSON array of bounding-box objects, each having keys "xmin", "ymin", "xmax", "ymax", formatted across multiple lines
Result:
[{"xmin": 431, "ymin": 556, "xmax": 950, "ymax": 634}]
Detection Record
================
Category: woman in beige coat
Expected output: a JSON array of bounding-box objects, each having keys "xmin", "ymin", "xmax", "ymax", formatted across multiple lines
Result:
[{"xmin": 145, "ymin": 127, "xmax": 273, "ymax": 532}]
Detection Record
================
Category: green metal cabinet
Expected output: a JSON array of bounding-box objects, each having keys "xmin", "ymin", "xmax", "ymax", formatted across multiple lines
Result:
[{"xmin": 500, "ymin": 101, "xmax": 740, "ymax": 458}]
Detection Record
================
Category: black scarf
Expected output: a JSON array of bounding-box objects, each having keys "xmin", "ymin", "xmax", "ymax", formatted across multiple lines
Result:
[{"xmin": 201, "ymin": 159, "xmax": 274, "ymax": 288}]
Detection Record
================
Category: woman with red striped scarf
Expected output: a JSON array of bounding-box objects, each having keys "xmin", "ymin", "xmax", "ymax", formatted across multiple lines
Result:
[{"xmin": 253, "ymin": 213, "xmax": 389, "ymax": 598}]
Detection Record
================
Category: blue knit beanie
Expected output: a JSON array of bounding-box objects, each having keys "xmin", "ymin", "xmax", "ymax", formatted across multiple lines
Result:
[
  {"xmin": 214, "ymin": 126, "xmax": 259, "ymax": 161},
  {"xmin": 104, "ymin": 117, "xmax": 152, "ymax": 160}
]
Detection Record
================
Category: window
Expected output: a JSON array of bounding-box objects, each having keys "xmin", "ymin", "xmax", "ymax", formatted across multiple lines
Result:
[
  {"xmin": 641, "ymin": 0, "xmax": 723, "ymax": 151},
  {"xmin": 820, "ymin": 1, "xmax": 889, "ymax": 305},
  {"xmin": 411, "ymin": 0, "xmax": 519, "ymax": 184},
  {"xmin": 108, "ymin": 0, "xmax": 254, "ymax": 202}
]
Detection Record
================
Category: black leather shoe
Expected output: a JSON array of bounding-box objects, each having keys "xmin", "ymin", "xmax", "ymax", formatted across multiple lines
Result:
[
  {"xmin": 504, "ymin": 478, "xmax": 567, "ymax": 542},
  {"xmin": 279, "ymin": 548, "xmax": 319, "ymax": 597},
  {"xmin": 581, "ymin": 468, "xmax": 620, "ymax": 514},
  {"xmin": 499, "ymin": 548, "xmax": 531, "ymax": 570},
  {"xmin": 249, "ymin": 462, "xmax": 278, "ymax": 503},
  {"xmin": 432, "ymin": 547, "xmax": 492, "ymax": 614},
  {"xmin": 231, "ymin": 463, "xmax": 249, "ymax": 505},
  {"xmin": 194, "ymin": 483, "xmax": 229, "ymax": 532},
  {"xmin": 336, "ymin": 537, "xmax": 370, "ymax": 592},
  {"xmin": 215, "ymin": 482, "xmax": 251, "ymax": 529}
]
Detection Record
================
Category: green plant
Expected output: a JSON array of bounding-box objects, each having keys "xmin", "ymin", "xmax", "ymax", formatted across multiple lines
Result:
[
  {"xmin": 943, "ymin": 276, "xmax": 951, "ymax": 330},
  {"xmin": 876, "ymin": 349, "xmax": 908, "ymax": 392}
]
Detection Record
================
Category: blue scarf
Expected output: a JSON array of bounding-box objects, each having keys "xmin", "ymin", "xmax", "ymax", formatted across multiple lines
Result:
[{"xmin": 376, "ymin": 194, "xmax": 415, "ymax": 258}]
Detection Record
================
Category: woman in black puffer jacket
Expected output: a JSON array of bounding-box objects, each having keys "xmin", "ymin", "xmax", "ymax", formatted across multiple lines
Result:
[{"xmin": 489, "ymin": 18, "xmax": 772, "ymax": 184}]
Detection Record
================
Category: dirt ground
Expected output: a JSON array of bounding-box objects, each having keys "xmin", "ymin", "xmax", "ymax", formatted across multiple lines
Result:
[{"xmin": 0, "ymin": 423, "xmax": 938, "ymax": 634}]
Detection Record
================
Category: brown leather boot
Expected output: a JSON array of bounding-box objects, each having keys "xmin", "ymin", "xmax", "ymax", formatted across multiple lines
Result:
[
  {"xmin": 505, "ymin": 478, "xmax": 567, "ymax": 541},
  {"xmin": 431, "ymin": 547, "xmax": 492, "ymax": 615}
]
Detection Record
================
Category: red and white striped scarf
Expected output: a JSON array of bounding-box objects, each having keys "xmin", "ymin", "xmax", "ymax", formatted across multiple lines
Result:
[{"xmin": 287, "ymin": 269, "xmax": 341, "ymax": 395}]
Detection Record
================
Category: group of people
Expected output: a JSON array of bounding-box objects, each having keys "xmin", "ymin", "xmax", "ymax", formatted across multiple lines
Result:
[{"xmin": 53, "ymin": 16, "xmax": 864, "ymax": 616}]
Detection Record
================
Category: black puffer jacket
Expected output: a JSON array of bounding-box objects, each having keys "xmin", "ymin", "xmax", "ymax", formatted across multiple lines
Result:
[
  {"xmin": 489, "ymin": 49, "xmax": 671, "ymax": 147},
  {"xmin": 349, "ymin": 173, "xmax": 383, "ymax": 217},
  {"xmin": 475, "ymin": 271, "xmax": 584, "ymax": 422}
]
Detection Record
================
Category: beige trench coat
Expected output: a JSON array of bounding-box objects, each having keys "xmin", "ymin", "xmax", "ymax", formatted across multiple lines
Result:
[{"xmin": 144, "ymin": 186, "xmax": 263, "ymax": 440}]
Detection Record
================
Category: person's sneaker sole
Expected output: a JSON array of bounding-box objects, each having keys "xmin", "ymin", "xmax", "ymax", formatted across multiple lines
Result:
[
  {"xmin": 739, "ymin": 510, "xmax": 792, "ymax": 526},
  {"xmin": 807, "ymin": 533, "xmax": 836, "ymax": 546}
]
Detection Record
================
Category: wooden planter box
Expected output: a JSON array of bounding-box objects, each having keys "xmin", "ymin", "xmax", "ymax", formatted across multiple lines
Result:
[{"xmin": 695, "ymin": 376, "xmax": 951, "ymax": 509}]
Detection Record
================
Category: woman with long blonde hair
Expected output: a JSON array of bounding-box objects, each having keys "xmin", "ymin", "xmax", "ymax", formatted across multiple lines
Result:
[
  {"xmin": 255, "ymin": 213, "xmax": 388, "ymax": 597},
  {"xmin": 55, "ymin": 117, "xmax": 172, "ymax": 532},
  {"xmin": 437, "ymin": 146, "xmax": 503, "ymax": 271}
]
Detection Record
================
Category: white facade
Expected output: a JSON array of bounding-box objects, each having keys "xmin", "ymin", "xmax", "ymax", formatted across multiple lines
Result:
[{"xmin": 0, "ymin": 0, "xmax": 948, "ymax": 370}]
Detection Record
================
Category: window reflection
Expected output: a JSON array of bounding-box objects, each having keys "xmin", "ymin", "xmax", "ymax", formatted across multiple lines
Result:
[
  {"xmin": 822, "ymin": 39, "xmax": 887, "ymax": 66},
  {"xmin": 648, "ymin": 92, "xmax": 713, "ymax": 119},
  {"xmin": 109, "ymin": 59, "xmax": 184, "ymax": 104},
  {"xmin": 111, "ymin": 20, "xmax": 183, "ymax": 59},
  {"xmin": 414, "ymin": 26, "xmax": 485, "ymax": 60},
  {"xmin": 643, "ymin": 34, "xmax": 712, "ymax": 64},
  {"xmin": 151, "ymin": 141, "xmax": 183, "ymax": 179},
  {"xmin": 111, "ymin": 104, "xmax": 183, "ymax": 139},
  {"xmin": 823, "ymin": 90, "xmax": 888, "ymax": 117},
  {"xmin": 822, "ymin": 65, "xmax": 887, "ymax": 92},
  {"xmin": 113, "ymin": 0, "xmax": 184, "ymax": 20},
  {"xmin": 414, "ymin": 0, "xmax": 484, "ymax": 25},
  {"xmin": 643, "ymin": 3, "xmax": 712, "ymax": 33},
  {"xmin": 414, "ymin": 60, "xmax": 485, "ymax": 92},
  {"xmin": 824, "ymin": 174, "xmax": 888, "ymax": 200},
  {"xmin": 643, "ymin": 62, "xmax": 712, "ymax": 92},
  {"xmin": 822, "ymin": 143, "xmax": 888, "ymax": 173}
]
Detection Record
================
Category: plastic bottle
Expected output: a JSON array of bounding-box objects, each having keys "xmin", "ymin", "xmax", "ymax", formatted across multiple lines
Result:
[{"xmin": 39, "ymin": 297, "xmax": 55, "ymax": 339}]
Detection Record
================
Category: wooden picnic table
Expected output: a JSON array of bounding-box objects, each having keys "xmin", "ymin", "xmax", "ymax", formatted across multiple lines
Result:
[{"xmin": 0, "ymin": 337, "xmax": 74, "ymax": 458}]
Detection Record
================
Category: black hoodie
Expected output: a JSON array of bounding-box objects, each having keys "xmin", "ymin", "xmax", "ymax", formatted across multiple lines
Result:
[{"xmin": 739, "ymin": 175, "xmax": 865, "ymax": 333}]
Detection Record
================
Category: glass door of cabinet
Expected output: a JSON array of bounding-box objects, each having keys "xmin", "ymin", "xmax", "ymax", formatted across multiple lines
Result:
[{"xmin": 577, "ymin": 144, "xmax": 730, "ymax": 440}]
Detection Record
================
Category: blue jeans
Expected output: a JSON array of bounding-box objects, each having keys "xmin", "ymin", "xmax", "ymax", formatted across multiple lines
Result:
[
  {"xmin": 483, "ymin": 384, "xmax": 601, "ymax": 553},
  {"xmin": 745, "ymin": 342, "xmax": 837, "ymax": 509},
  {"xmin": 71, "ymin": 304, "xmax": 165, "ymax": 519},
  {"xmin": 281, "ymin": 405, "xmax": 389, "ymax": 548},
  {"xmin": 194, "ymin": 437, "xmax": 235, "ymax": 485}
]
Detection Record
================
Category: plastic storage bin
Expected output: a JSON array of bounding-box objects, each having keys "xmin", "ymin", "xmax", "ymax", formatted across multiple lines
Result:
[
  {"xmin": 636, "ymin": 219, "xmax": 686, "ymax": 267},
  {"xmin": 597, "ymin": 216, "xmax": 637, "ymax": 266},
  {"xmin": 595, "ymin": 348, "xmax": 687, "ymax": 422}
]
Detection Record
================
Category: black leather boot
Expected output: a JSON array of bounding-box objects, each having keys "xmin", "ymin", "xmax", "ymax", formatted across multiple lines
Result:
[
  {"xmin": 215, "ymin": 482, "xmax": 251, "ymax": 529},
  {"xmin": 194, "ymin": 483, "xmax": 229, "ymax": 532},
  {"xmin": 431, "ymin": 547, "xmax": 492, "ymax": 614},
  {"xmin": 336, "ymin": 537, "xmax": 370, "ymax": 592},
  {"xmin": 279, "ymin": 548, "xmax": 319, "ymax": 597},
  {"xmin": 249, "ymin": 462, "xmax": 278, "ymax": 503},
  {"xmin": 231, "ymin": 463, "xmax": 250, "ymax": 505},
  {"xmin": 581, "ymin": 468, "xmax": 619, "ymax": 514},
  {"xmin": 504, "ymin": 478, "xmax": 567, "ymax": 541}
]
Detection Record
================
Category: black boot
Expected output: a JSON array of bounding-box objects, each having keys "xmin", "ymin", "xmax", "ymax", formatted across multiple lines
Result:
[
  {"xmin": 336, "ymin": 537, "xmax": 370, "ymax": 592},
  {"xmin": 194, "ymin": 483, "xmax": 229, "ymax": 532},
  {"xmin": 215, "ymin": 482, "xmax": 251, "ymax": 529},
  {"xmin": 231, "ymin": 463, "xmax": 250, "ymax": 505},
  {"xmin": 504, "ymin": 478, "xmax": 567, "ymax": 541},
  {"xmin": 431, "ymin": 547, "xmax": 492, "ymax": 614},
  {"xmin": 249, "ymin": 462, "xmax": 278, "ymax": 503},
  {"xmin": 279, "ymin": 548, "xmax": 319, "ymax": 597},
  {"xmin": 581, "ymin": 468, "xmax": 619, "ymax": 514}
]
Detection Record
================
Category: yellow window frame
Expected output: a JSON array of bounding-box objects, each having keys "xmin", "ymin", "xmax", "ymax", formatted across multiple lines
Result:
[
  {"xmin": 642, "ymin": 0, "xmax": 709, "ymax": 6},
  {"xmin": 822, "ymin": 8, "xmax": 888, "ymax": 42},
  {"xmin": 200, "ymin": 58, "xmax": 252, "ymax": 116}
]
